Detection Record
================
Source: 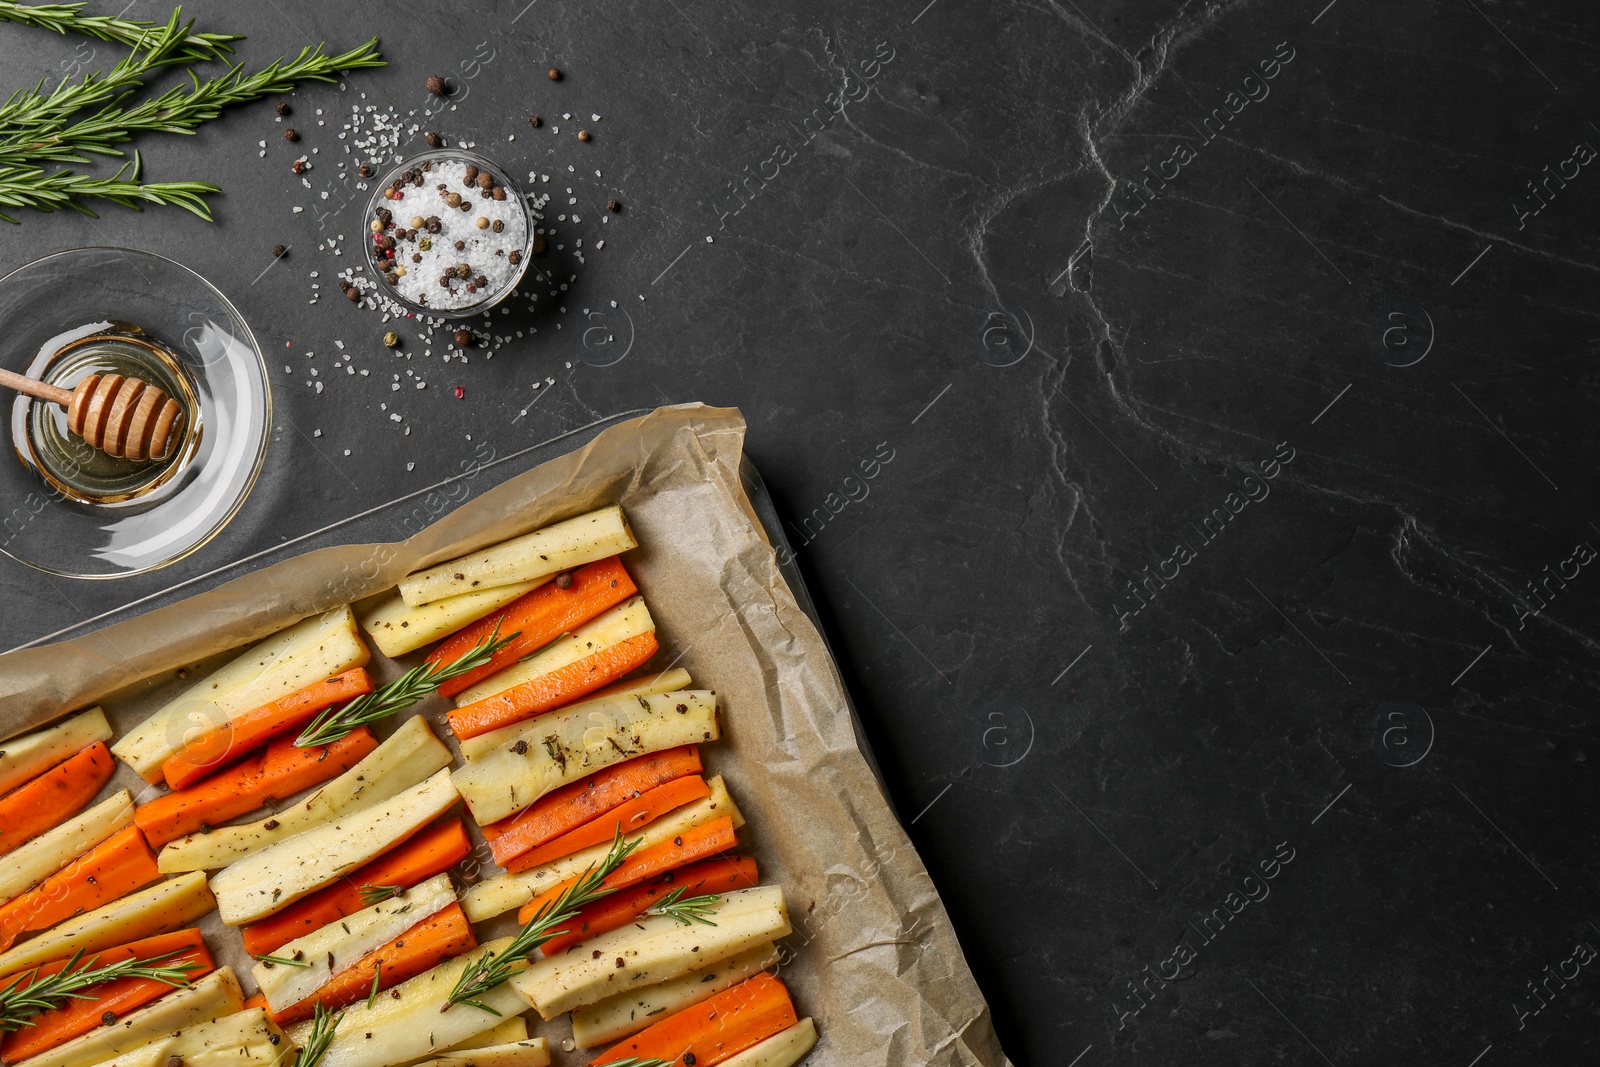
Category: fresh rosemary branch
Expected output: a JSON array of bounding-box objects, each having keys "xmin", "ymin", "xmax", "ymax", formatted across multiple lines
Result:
[
  {"xmin": 0, "ymin": 153, "xmax": 215, "ymax": 222},
  {"xmin": 443, "ymin": 830, "xmax": 641, "ymax": 1013},
  {"xmin": 644, "ymin": 886, "xmax": 721, "ymax": 927},
  {"xmin": 365, "ymin": 962, "xmax": 382, "ymax": 1010},
  {"xmin": 296, "ymin": 623, "xmax": 515, "ymax": 748},
  {"xmin": 357, "ymin": 884, "xmax": 406, "ymax": 907},
  {"xmin": 603, "ymin": 1060, "xmax": 671, "ymax": 1067},
  {"xmin": 2, "ymin": 37, "xmax": 386, "ymax": 168},
  {"xmin": 0, "ymin": 949, "xmax": 198, "ymax": 1032},
  {"xmin": 0, "ymin": 2, "xmax": 237, "ymax": 60},
  {"xmin": 0, "ymin": 11, "xmax": 220, "ymax": 149},
  {"xmin": 290, "ymin": 1002, "xmax": 340, "ymax": 1067}
]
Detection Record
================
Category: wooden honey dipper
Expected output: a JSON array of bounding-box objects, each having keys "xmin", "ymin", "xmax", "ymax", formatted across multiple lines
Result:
[{"xmin": 0, "ymin": 367, "xmax": 184, "ymax": 462}]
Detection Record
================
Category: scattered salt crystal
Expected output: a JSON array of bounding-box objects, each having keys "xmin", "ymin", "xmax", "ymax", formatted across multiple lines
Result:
[
  {"xmin": 314, "ymin": 429, "xmax": 322, "ymax": 437},
  {"xmin": 292, "ymin": 206, "xmax": 303, "ymax": 213},
  {"xmin": 343, "ymin": 449, "xmax": 351, "ymax": 456},
  {"xmin": 596, "ymin": 240, "xmax": 604, "ymax": 249},
  {"xmin": 406, "ymin": 462, "xmax": 415, "ymax": 471}
]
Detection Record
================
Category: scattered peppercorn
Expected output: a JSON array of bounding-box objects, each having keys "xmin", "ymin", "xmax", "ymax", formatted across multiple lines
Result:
[
  {"xmin": 383, "ymin": 332, "xmax": 400, "ymax": 348},
  {"xmin": 425, "ymin": 131, "xmax": 441, "ymax": 147},
  {"xmin": 578, "ymin": 129, "xmax": 591, "ymax": 141},
  {"xmin": 608, "ymin": 199, "xmax": 621, "ymax": 212},
  {"xmin": 548, "ymin": 68, "xmax": 561, "ymax": 80},
  {"xmin": 454, "ymin": 329, "xmax": 473, "ymax": 346},
  {"xmin": 492, "ymin": 219, "xmax": 505, "ymax": 233},
  {"xmin": 476, "ymin": 172, "xmax": 493, "ymax": 190},
  {"xmin": 272, "ymin": 244, "xmax": 286, "ymax": 257},
  {"xmin": 475, "ymin": 217, "xmax": 489, "ymax": 229},
  {"xmin": 426, "ymin": 74, "xmax": 447, "ymax": 95},
  {"xmin": 358, "ymin": 163, "xmax": 374, "ymax": 178},
  {"xmin": 346, "ymin": 287, "xmax": 361, "ymax": 302},
  {"xmin": 512, "ymin": 740, "xmax": 529, "ymax": 755},
  {"xmin": 532, "ymin": 233, "xmax": 547, "ymax": 254},
  {"xmin": 101, "ymin": 1011, "xmax": 116, "ymax": 1025},
  {"xmin": 275, "ymin": 101, "xmax": 290, "ymax": 116},
  {"xmin": 508, "ymin": 249, "xmax": 522, "ymax": 264},
  {"xmin": 528, "ymin": 115, "xmax": 542, "ymax": 127},
  {"xmin": 453, "ymin": 385, "xmax": 465, "ymax": 399},
  {"xmin": 283, "ymin": 128, "xmax": 298, "ymax": 142},
  {"xmin": 555, "ymin": 571, "xmax": 573, "ymax": 590}
]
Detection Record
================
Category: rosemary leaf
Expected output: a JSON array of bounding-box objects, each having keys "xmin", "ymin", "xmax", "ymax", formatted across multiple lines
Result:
[
  {"xmin": 296, "ymin": 622, "xmax": 515, "ymax": 748},
  {"xmin": 290, "ymin": 1002, "xmax": 340, "ymax": 1067},
  {"xmin": 644, "ymin": 887, "xmax": 721, "ymax": 927},
  {"xmin": 0, "ymin": 2, "xmax": 238, "ymax": 59},
  {"xmin": 254, "ymin": 951, "xmax": 310, "ymax": 968},
  {"xmin": 0, "ymin": 153, "xmax": 215, "ymax": 223},
  {"xmin": 358, "ymin": 884, "xmax": 406, "ymax": 907}
]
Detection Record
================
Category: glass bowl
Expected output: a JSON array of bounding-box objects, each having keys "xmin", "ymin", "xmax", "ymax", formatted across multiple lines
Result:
[
  {"xmin": 0, "ymin": 247, "xmax": 270, "ymax": 579},
  {"xmin": 363, "ymin": 148, "xmax": 535, "ymax": 319}
]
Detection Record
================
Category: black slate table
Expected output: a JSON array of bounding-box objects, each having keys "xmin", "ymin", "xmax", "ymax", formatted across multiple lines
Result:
[{"xmin": 1, "ymin": 3, "xmax": 1597, "ymax": 1064}]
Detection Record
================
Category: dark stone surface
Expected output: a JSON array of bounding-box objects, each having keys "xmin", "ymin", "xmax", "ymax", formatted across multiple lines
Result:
[{"xmin": 2, "ymin": 2, "xmax": 1598, "ymax": 1064}]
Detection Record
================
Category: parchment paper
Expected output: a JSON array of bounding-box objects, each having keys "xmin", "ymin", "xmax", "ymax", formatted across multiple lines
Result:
[{"xmin": 0, "ymin": 404, "xmax": 1011, "ymax": 1067}]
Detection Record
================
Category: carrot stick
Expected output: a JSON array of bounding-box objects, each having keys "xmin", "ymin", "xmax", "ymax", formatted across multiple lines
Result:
[
  {"xmin": 506, "ymin": 777, "xmax": 711, "ymax": 874},
  {"xmin": 241, "ymin": 818, "xmax": 472, "ymax": 957},
  {"xmin": 0, "ymin": 929, "xmax": 213, "ymax": 1062},
  {"xmin": 540, "ymin": 856, "xmax": 758, "ymax": 956},
  {"xmin": 0, "ymin": 742, "xmax": 115, "ymax": 859},
  {"xmin": 240, "ymin": 993, "xmax": 267, "ymax": 1013},
  {"xmin": 135, "ymin": 729, "xmax": 378, "ymax": 849},
  {"xmin": 160, "ymin": 669, "xmax": 376, "ymax": 790},
  {"xmin": 269, "ymin": 903, "xmax": 478, "ymax": 1025},
  {"xmin": 516, "ymin": 816, "xmax": 737, "ymax": 926},
  {"xmin": 482, "ymin": 747, "xmax": 701, "ymax": 861},
  {"xmin": 447, "ymin": 631, "xmax": 659, "ymax": 740},
  {"xmin": 0, "ymin": 826, "xmax": 162, "ymax": 952},
  {"xmin": 428, "ymin": 557, "xmax": 639, "ymax": 699},
  {"xmin": 592, "ymin": 973, "xmax": 798, "ymax": 1067}
]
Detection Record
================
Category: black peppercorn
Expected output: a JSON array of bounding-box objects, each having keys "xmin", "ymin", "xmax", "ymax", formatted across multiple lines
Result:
[
  {"xmin": 532, "ymin": 233, "xmax": 547, "ymax": 254},
  {"xmin": 508, "ymin": 250, "xmax": 522, "ymax": 264},
  {"xmin": 291, "ymin": 159, "xmax": 307, "ymax": 175},
  {"xmin": 512, "ymin": 740, "xmax": 529, "ymax": 754},
  {"xmin": 272, "ymin": 244, "xmax": 286, "ymax": 257},
  {"xmin": 475, "ymin": 275, "xmax": 487, "ymax": 287},
  {"xmin": 528, "ymin": 115, "xmax": 542, "ymax": 127},
  {"xmin": 358, "ymin": 163, "xmax": 374, "ymax": 178},
  {"xmin": 346, "ymin": 287, "xmax": 360, "ymax": 302},
  {"xmin": 425, "ymin": 131, "xmax": 441, "ymax": 147},
  {"xmin": 275, "ymin": 101, "xmax": 290, "ymax": 116},
  {"xmin": 492, "ymin": 219, "xmax": 504, "ymax": 233},
  {"xmin": 454, "ymin": 240, "xmax": 465, "ymax": 251},
  {"xmin": 555, "ymin": 571, "xmax": 573, "ymax": 590},
  {"xmin": 464, "ymin": 165, "xmax": 478, "ymax": 184},
  {"xmin": 426, "ymin": 74, "xmax": 447, "ymax": 95},
  {"xmin": 283, "ymin": 128, "xmax": 298, "ymax": 142},
  {"xmin": 102, "ymin": 1011, "xmax": 116, "ymax": 1025},
  {"xmin": 376, "ymin": 207, "xmax": 392, "ymax": 223}
]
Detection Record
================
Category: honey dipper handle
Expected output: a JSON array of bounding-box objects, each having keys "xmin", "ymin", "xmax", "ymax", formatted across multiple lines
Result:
[{"xmin": 0, "ymin": 367, "xmax": 74, "ymax": 408}]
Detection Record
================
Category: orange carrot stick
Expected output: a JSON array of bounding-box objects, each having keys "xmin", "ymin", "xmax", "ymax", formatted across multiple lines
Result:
[
  {"xmin": 240, "ymin": 993, "xmax": 268, "ymax": 1013},
  {"xmin": 0, "ymin": 742, "xmax": 115, "ymax": 859},
  {"xmin": 135, "ymin": 729, "xmax": 378, "ymax": 850},
  {"xmin": 429, "ymin": 557, "xmax": 639, "ymax": 699},
  {"xmin": 540, "ymin": 856, "xmax": 759, "ymax": 956},
  {"xmin": 516, "ymin": 816, "xmax": 737, "ymax": 926},
  {"xmin": 506, "ymin": 777, "xmax": 711, "ymax": 874},
  {"xmin": 447, "ymin": 631, "xmax": 659, "ymax": 740},
  {"xmin": 482, "ymin": 747, "xmax": 701, "ymax": 861},
  {"xmin": 269, "ymin": 903, "xmax": 478, "ymax": 1025},
  {"xmin": 160, "ymin": 670, "xmax": 376, "ymax": 790},
  {"xmin": 0, "ymin": 929, "xmax": 213, "ymax": 1062},
  {"xmin": 592, "ymin": 973, "xmax": 798, "ymax": 1067},
  {"xmin": 0, "ymin": 826, "xmax": 162, "ymax": 952},
  {"xmin": 241, "ymin": 818, "xmax": 472, "ymax": 957}
]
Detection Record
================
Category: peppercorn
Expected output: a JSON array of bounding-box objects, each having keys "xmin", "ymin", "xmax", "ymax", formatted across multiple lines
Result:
[
  {"xmin": 475, "ymin": 217, "xmax": 489, "ymax": 229},
  {"xmin": 346, "ymin": 287, "xmax": 360, "ymax": 302},
  {"xmin": 578, "ymin": 129, "xmax": 590, "ymax": 141},
  {"xmin": 102, "ymin": 1011, "xmax": 116, "ymax": 1025},
  {"xmin": 275, "ymin": 101, "xmax": 290, "ymax": 116},
  {"xmin": 426, "ymin": 74, "xmax": 447, "ymax": 95},
  {"xmin": 464, "ymin": 165, "xmax": 479, "ymax": 184},
  {"xmin": 476, "ymin": 172, "xmax": 494, "ymax": 190},
  {"xmin": 512, "ymin": 740, "xmax": 529, "ymax": 754},
  {"xmin": 379, "ymin": 235, "xmax": 395, "ymax": 250},
  {"xmin": 291, "ymin": 159, "xmax": 307, "ymax": 175},
  {"xmin": 528, "ymin": 115, "xmax": 542, "ymax": 127},
  {"xmin": 460, "ymin": 199, "xmax": 473, "ymax": 211},
  {"xmin": 492, "ymin": 219, "xmax": 505, "ymax": 233},
  {"xmin": 418, "ymin": 238, "xmax": 432, "ymax": 251},
  {"xmin": 608, "ymin": 199, "xmax": 621, "ymax": 212},
  {"xmin": 385, "ymin": 273, "xmax": 399, "ymax": 285},
  {"xmin": 283, "ymin": 128, "xmax": 298, "ymax": 142},
  {"xmin": 454, "ymin": 329, "xmax": 473, "ymax": 346},
  {"xmin": 548, "ymin": 68, "xmax": 561, "ymax": 80},
  {"xmin": 376, "ymin": 207, "xmax": 392, "ymax": 223},
  {"xmin": 454, "ymin": 240, "xmax": 466, "ymax": 250},
  {"xmin": 168, "ymin": 1056, "xmax": 184, "ymax": 1067},
  {"xmin": 273, "ymin": 244, "xmax": 286, "ymax": 257},
  {"xmin": 555, "ymin": 571, "xmax": 573, "ymax": 590},
  {"xmin": 358, "ymin": 163, "xmax": 374, "ymax": 178},
  {"xmin": 445, "ymin": 192, "xmax": 461, "ymax": 207},
  {"xmin": 453, "ymin": 385, "xmax": 466, "ymax": 399},
  {"xmin": 492, "ymin": 186, "xmax": 506, "ymax": 201},
  {"xmin": 508, "ymin": 250, "xmax": 522, "ymax": 264},
  {"xmin": 426, "ymin": 219, "xmax": 442, "ymax": 235},
  {"xmin": 532, "ymin": 233, "xmax": 547, "ymax": 254},
  {"xmin": 424, "ymin": 131, "xmax": 441, "ymax": 147}
]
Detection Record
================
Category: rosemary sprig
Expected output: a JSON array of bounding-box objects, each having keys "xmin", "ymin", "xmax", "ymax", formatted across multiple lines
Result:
[
  {"xmin": 0, "ymin": 949, "xmax": 198, "ymax": 1032},
  {"xmin": 644, "ymin": 887, "xmax": 721, "ymax": 927},
  {"xmin": 444, "ymin": 830, "xmax": 640, "ymax": 1013},
  {"xmin": 365, "ymin": 962, "xmax": 382, "ymax": 1010},
  {"xmin": 604, "ymin": 1060, "xmax": 672, "ymax": 1067},
  {"xmin": 0, "ymin": 2, "xmax": 237, "ymax": 60},
  {"xmin": 254, "ymin": 952, "xmax": 310, "ymax": 969},
  {"xmin": 290, "ymin": 1002, "xmax": 340, "ymax": 1067},
  {"xmin": 0, "ymin": 153, "xmax": 215, "ymax": 222},
  {"xmin": 296, "ymin": 623, "xmax": 515, "ymax": 748},
  {"xmin": 357, "ymin": 884, "xmax": 406, "ymax": 907},
  {"xmin": 2, "ymin": 37, "xmax": 386, "ymax": 168}
]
